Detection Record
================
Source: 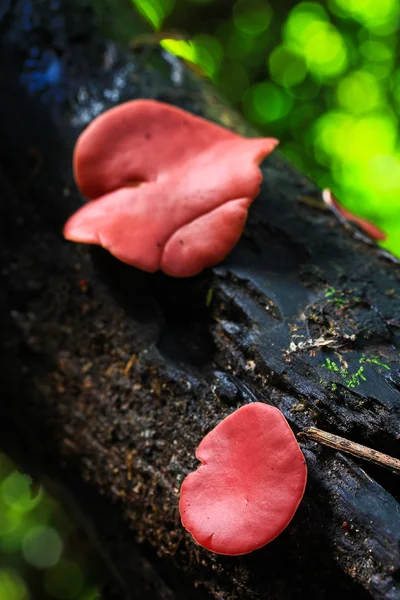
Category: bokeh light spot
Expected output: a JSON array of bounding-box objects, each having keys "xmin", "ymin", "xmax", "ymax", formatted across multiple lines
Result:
[
  {"xmin": 348, "ymin": 113, "xmax": 398, "ymax": 160},
  {"xmin": 2, "ymin": 472, "xmax": 42, "ymax": 513},
  {"xmin": 366, "ymin": 155, "xmax": 400, "ymax": 192},
  {"xmin": 284, "ymin": 2, "xmax": 329, "ymax": 45},
  {"xmin": 314, "ymin": 111, "xmax": 397, "ymax": 164},
  {"xmin": 269, "ymin": 45, "xmax": 307, "ymax": 87},
  {"xmin": 328, "ymin": 0, "xmax": 398, "ymax": 31},
  {"xmin": 243, "ymin": 82, "xmax": 293, "ymax": 124},
  {"xmin": 336, "ymin": 71, "xmax": 383, "ymax": 113},
  {"xmin": 22, "ymin": 526, "xmax": 63, "ymax": 569},
  {"xmin": 360, "ymin": 40, "xmax": 393, "ymax": 62},
  {"xmin": 233, "ymin": 0, "xmax": 273, "ymax": 35},
  {"xmin": 303, "ymin": 24, "xmax": 347, "ymax": 78},
  {"xmin": 284, "ymin": 5, "xmax": 347, "ymax": 79},
  {"xmin": 313, "ymin": 111, "xmax": 352, "ymax": 157},
  {"xmin": 0, "ymin": 508, "xmax": 22, "ymax": 539}
]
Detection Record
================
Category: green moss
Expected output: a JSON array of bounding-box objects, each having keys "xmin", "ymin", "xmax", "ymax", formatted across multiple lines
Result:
[
  {"xmin": 321, "ymin": 353, "xmax": 391, "ymax": 390},
  {"xmin": 346, "ymin": 365, "xmax": 366, "ymax": 388},
  {"xmin": 324, "ymin": 287, "xmax": 346, "ymax": 307},
  {"xmin": 322, "ymin": 358, "xmax": 366, "ymax": 388},
  {"xmin": 323, "ymin": 357, "xmax": 340, "ymax": 373},
  {"xmin": 360, "ymin": 355, "xmax": 391, "ymax": 370}
]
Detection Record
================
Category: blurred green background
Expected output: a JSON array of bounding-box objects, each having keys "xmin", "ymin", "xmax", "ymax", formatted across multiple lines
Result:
[
  {"xmin": 0, "ymin": 453, "xmax": 100, "ymax": 599},
  {"xmin": 94, "ymin": 0, "xmax": 400, "ymax": 256},
  {"xmin": 2, "ymin": 1, "xmax": 399, "ymax": 598}
]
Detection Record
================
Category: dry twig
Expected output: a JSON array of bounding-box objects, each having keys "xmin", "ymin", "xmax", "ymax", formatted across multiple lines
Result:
[{"xmin": 299, "ymin": 427, "xmax": 400, "ymax": 475}]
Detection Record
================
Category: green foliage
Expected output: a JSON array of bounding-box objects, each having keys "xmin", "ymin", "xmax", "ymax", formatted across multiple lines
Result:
[
  {"xmin": 132, "ymin": 0, "xmax": 174, "ymax": 30},
  {"xmin": 127, "ymin": 0, "xmax": 400, "ymax": 257}
]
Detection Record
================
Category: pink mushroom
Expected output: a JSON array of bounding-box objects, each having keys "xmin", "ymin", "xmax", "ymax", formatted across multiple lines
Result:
[
  {"xmin": 179, "ymin": 402, "xmax": 307, "ymax": 555},
  {"xmin": 322, "ymin": 189, "xmax": 386, "ymax": 242},
  {"xmin": 63, "ymin": 100, "xmax": 278, "ymax": 277}
]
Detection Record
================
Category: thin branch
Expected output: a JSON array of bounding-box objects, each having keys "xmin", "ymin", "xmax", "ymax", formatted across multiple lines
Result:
[{"xmin": 298, "ymin": 427, "xmax": 400, "ymax": 475}]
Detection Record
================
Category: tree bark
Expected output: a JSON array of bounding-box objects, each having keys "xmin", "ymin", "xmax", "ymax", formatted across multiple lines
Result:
[{"xmin": 0, "ymin": 2, "xmax": 399, "ymax": 599}]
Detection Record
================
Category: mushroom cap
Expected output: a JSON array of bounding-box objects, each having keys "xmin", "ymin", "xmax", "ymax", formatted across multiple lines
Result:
[
  {"xmin": 64, "ymin": 100, "xmax": 278, "ymax": 277},
  {"xmin": 322, "ymin": 189, "xmax": 386, "ymax": 241},
  {"xmin": 179, "ymin": 402, "xmax": 307, "ymax": 555}
]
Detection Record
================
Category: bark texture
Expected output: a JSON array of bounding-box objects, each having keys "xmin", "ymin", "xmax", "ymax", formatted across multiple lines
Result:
[{"xmin": 0, "ymin": 2, "xmax": 399, "ymax": 599}]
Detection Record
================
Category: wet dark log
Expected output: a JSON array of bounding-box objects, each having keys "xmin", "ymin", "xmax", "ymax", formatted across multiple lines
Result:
[{"xmin": 0, "ymin": 2, "xmax": 399, "ymax": 599}]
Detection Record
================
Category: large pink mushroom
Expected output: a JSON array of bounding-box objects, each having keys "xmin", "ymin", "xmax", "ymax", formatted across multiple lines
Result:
[
  {"xmin": 179, "ymin": 402, "xmax": 307, "ymax": 555},
  {"xmin": 64, "ymin": 100, "xmax": 278, "ymax": 277}
]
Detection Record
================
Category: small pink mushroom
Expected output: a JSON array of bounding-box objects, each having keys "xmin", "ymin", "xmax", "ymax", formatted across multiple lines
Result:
[
  {"xmin": 179, "ymin": 402, "xmax": 307, "ymax": 555},
  {"xmin": 322, "ymin": 189, "xmax": 386, "ymax": 242},
  {"xmin": 63, "ymin": 100, "xmax": 278, "ymax": 277}
]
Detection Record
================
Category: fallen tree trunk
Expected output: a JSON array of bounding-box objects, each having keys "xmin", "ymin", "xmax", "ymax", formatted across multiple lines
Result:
[{"xmin": 0, "ymin": 2, "xmax": 399, "ymax": 599}]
